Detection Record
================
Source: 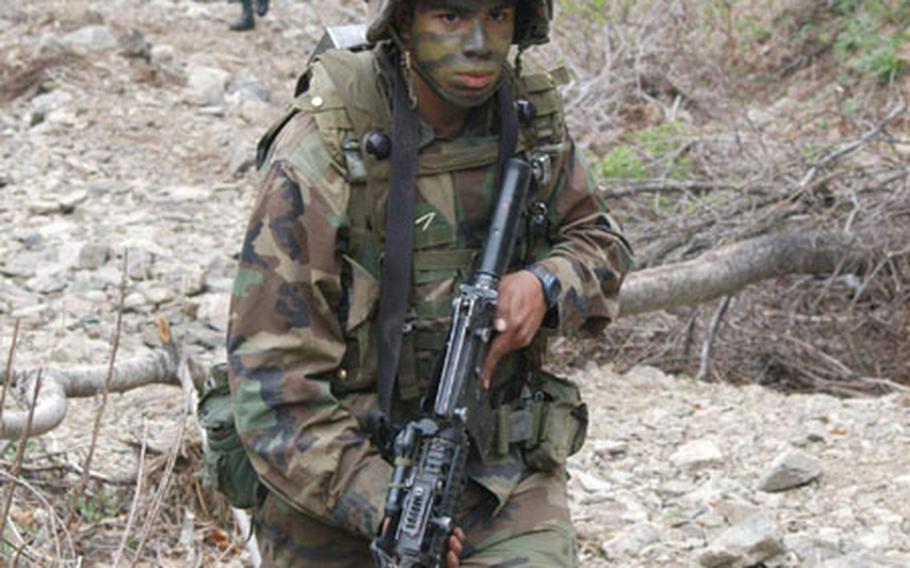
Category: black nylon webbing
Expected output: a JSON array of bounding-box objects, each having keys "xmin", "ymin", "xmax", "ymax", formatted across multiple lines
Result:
[
  {"xmin": 376, "ymin": 62, "xmax": 419, "ymax": 416},
  {"xmin": 375, "ymin": 67, "xmax": 520, "ymax": 417}
]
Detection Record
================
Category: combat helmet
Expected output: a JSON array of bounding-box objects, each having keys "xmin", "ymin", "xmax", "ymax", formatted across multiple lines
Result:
[{"xmin": 365, "ymin": 0, "xmax": 553, "ymax": 51}]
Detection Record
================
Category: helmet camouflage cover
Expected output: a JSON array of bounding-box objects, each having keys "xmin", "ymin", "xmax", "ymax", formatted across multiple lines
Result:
[{"xmin": 365, "ymin": 0, "xmax": 553, "ymax": 50}]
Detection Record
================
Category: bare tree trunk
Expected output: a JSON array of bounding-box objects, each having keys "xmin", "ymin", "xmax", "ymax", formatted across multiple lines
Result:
[
  {"xmin": 618, "ymin": 231, "xmax": 866, "ymax": 317},
  {"xmin": 0, "ymin": 231, "xmax": 868, "ymax": 439}
]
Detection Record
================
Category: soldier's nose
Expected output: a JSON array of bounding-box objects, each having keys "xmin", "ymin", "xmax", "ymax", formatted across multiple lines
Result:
[{"xmin": 463, "ymin": 20, "xmax": 491, "ymax": 58}]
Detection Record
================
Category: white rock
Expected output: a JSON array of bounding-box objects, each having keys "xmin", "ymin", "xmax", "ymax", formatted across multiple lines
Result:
[
  {"xmin": 575, "ymin": 470, "xmax": 614, "ymax": 494},
  {"xmin": 184, "ymin": 65, "xmax": 230, "ymax": 107},
  {"xmin": 757, "ymin": 449, "xmax": 823, "ymax": 492},
  {"xmin": 670, "ymin": 439, "xmax": 724, "ymax": 470},
  {"xmin": 193, "ymin": 293, "xmax": 231, "ymax": 330},
  {"xmin": 699, "ymin": 513, "xmax": 783, "ymax": 567},
  {"xmin": 602, "ymin": 522, "xmax": 661, "ymax": 558},
  {"xmin": 61, "ymin": 25, "xmax": 118, "ymax": 52}
]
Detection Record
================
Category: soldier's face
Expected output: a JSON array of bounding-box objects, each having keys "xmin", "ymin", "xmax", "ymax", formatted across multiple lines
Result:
[{"xmin": 408, "ymin": 0, "xmax": 516, "ymax": 108}]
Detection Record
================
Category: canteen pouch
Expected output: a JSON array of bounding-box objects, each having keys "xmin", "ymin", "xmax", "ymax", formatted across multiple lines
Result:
[
  {"xmin": 524, "ymin": 372, "xmax": 588, "ymax": 472},
  {"xmin": 198, "ymin": 363, "xmax": 261, "ymax": 509}
]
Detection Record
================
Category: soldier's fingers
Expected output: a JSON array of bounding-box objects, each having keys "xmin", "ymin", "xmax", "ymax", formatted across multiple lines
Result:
[
  {"xmin": 481, "ymin": 335, "xmax": 508, "ymax": 389},
  {"xmin": 448, "ymin": 533, "xmax": 463, "ymax": 556},
  {"xmin": 447, "ymin": 550, "xmax": 460, "ymax": 568},
  {"xmin": 453, "ymin": 527, "xmax": 466, "ymax": 543}
]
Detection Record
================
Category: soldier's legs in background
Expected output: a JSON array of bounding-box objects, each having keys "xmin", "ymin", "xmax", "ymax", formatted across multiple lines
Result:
[
  {"xmin": 229, "ymin": 0, "xmax": 254, "ymax": 31},
  {"xmin": 255, "ymin": 0, "xmax": 269, "ymax": 17},
  {"xmin": 253, "ymin": 491, "xmax": 373, "ymax": 568},
  {"xmin": 460, "ymin": 468, "xmax": 577, "ymax": 568}
]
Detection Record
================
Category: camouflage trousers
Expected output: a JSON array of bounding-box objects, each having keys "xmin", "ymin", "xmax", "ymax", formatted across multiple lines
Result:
[{"xmin": 253, "ymin": 467, "xmax": 577, "ymax": 567}]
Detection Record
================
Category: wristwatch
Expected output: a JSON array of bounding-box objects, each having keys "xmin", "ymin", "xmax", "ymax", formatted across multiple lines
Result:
[{"xmin": 527, "ymin": 265, "xmax": 561, "ymax": 310}]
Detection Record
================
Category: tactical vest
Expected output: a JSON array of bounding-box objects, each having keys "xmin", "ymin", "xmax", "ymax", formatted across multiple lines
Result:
[{"xmin": 258, "ymin": 48, "xmax": 570, "ymax": 410}]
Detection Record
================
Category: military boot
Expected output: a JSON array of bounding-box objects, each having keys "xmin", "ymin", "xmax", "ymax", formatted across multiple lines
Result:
[
  {"xmin": 255, "ymin": 0, "xmax": 269, "ymax": 17},
  {"xmin": 229, "ymin": 0, "xmax": 254, "ymax": 31}
]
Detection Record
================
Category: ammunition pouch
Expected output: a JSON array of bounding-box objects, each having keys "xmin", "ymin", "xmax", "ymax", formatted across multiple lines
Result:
[
  {"xmin": 198, "ymin": 363, "xmax": 261, "ymax": 509},
  {"xmin": 495, "ymin": 372, "xmax": 588, "ymax": 472}
]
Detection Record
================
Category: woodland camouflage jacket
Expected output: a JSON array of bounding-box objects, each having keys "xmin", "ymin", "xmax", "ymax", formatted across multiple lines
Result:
[{"xmin": 227, "ymin": 48, "xmax": 633, "ymax": 541}]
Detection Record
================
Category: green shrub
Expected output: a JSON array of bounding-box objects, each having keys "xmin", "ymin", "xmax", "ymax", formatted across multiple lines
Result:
[
  {"xmin": 834, "ymin": 0, "xmax": 910, "ymax": 83},
  {"xmin": 598, "ymin": 121, "xmax": 693, "ymax": 180}
]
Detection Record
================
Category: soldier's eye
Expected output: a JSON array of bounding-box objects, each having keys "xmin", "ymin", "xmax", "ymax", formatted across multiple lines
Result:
[
  {"xmin": 439, "ymin": 12, "xmax": 459, "ymax": 24},
  {"xmin": 489, "ymin": 8, "xmax": 513, "ymax": 23}
]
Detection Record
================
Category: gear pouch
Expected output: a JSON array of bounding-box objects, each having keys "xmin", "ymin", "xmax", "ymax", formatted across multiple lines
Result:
[
  {"xmin": 524, "ymin": 372, "xmax": 589, "ymax": 472},
  {"xmin": 198, "ymin": 363, "xmax": 261, "ymax": 509}
]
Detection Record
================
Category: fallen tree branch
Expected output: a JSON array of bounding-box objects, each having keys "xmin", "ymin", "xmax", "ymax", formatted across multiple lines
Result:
[
  {"xmin": 0, "ymin": 232, "xmax": 874, "ymax": 439},
  {"xmin": 618, "ymin": 231, "xmax": 869, "ymax": 317},
  {"xmin": 0, "ymin": 347, "xmax": 180, "ymax": 440}
]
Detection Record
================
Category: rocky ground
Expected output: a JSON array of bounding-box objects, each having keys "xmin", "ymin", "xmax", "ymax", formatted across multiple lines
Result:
[
  {"xmin": 1, "ymin": 1, "xmax": 908, "ymax": 566},
  {"xmin": 571, "ymin": 365, "xmax": 910, "ymax": 567}
]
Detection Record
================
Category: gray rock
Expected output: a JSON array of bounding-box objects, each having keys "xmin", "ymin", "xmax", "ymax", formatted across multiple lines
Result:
[
  {"xmin": 758, "ymin": 449, "xmax": 823, "ymax": 492},
  {"xmin": 192, "ymin": 293, "xmax": 231, "ymax": 331},
  {"xmin": 656, "ymin": 479, "xmax": 695, "ymax": 499},
  {"xmin": 61, "ymin": 25, "xmax": 118, "ymax": 53},
  {"xmin": 127, "ymin": 249, "xmax": 156, "ymax": 281},
  {"xmin": 228, "ymin": 69, "xmax": 270, "ymax": 103},
  {"xmin": 50, "ymin": 335, "xmax": 111, "ymax": 364},
  {"xmin": 670, "ymin": 439, "xmax": 724, "ymax": 470},
  {"xmin": 591, "ymin": 439, "xmax": 629, "ymax": 458},
  {"xmin": 602, "ymin": 522, "xmax": 661, "ymax": 558},
  {"xmin": 228, "ymin": 138, "xmax": 256, "ymax": 178},
  {"xmin": 699, "ymin": 513, "xmax": 783, "ymax": 567},
  {"xmin": 24, "ymin": 272, "xmax": 67, "ymax": 294},
  {"xmin": 36, "ymin": 32, "xmax": 67, "ymax": 56},
  {"xmin": 0, "ymin": 252, "xmax": 42, "ymax": 278},
  {"xmin": 150, "ymin": 43, "xmax": 177, "ymax": 67},
  {"xmin": 78, "ymin": 243, "xmax": 111, "ymax": 270},
  {"xmin": 184, "ymin": 65, "xmax": 230, "ymax": 107},
  {"xmin": 821, "ymin": 552, "xmax": 910, "ymax": 568},
  {"xmin": 575, "ymin": 470, "xmax": 614, "ymax": 493},
  {"xmin": 164, "ymin": 185, "xmax": 210, "ymax": 202},
  {"xmin": 27, "ymin": 190, "xmax": 88, "ymax": 215},
  {"xmin": 118, "ymin": 29, "xmax": 151, "ymax": 60},
  {"xmin": 124, "ymin": 292, "xmax": 148, "ymax": 311}
]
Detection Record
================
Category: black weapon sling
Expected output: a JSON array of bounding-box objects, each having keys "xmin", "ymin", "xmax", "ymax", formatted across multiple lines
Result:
[{"xmin": 375, "ymin": 65, "xmax": 520, "ymax": 418}]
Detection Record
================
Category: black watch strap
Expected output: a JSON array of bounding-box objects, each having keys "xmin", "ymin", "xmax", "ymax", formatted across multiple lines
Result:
[{"xmin": 527, "ymin": 265, "xmax": 561, "ymax": 310}]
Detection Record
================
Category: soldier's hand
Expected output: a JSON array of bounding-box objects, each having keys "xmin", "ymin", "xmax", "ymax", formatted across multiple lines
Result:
[
  {"xmin": 380, "ymin": 519, "xmax": 465, "ymax": 566},
  {"xmin": 480, "ymin": 270, "xmax": 547, "ymax": 389},
  {"xmin": 447, "ymin": 527, "xmax": 466, "ymax": 568}
]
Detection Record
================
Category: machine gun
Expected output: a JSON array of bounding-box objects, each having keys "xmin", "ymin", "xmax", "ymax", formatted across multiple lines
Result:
[{"xmin": 371, "ymin": 158, "xmax": 532, "ymax": 568}]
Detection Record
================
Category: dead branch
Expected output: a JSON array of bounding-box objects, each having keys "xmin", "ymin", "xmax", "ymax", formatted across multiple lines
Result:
[
  {"xmin": 113, "ymin": 419, "xmax": 149, "ymax": 567},
  {"xmin": 0, "ymin": 347, "xmax": 181, "ymax": 440},
  {"xmin": 131, "ymin": 357, "xmax": 192, "ymax": 565},
  {"xmin": 618, "ymin": 231, "xmax": 869, "ymax": 317},
  {"xmin": 72, "ymin": 256, "xmax": 128, "ymax": 518},
  {"xmin": 696, "ymin": 296, "xmax": 733, "ymax": 381},
  {"xmin": 0, "ymin": 320, "xmax": 20, "ymax": 430},
  {"xmin": 0, "ymin": 370, "xmax": 42, "ymax": 552},
  {"xmin": 0, "ymin": 230, "xmax": 873, "ymax": 440}
]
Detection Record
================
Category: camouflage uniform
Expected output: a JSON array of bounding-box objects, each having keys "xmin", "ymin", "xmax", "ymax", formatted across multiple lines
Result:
[{"xmin": 226, "ymin": 3, "xmax": 633, "ymax": 566}]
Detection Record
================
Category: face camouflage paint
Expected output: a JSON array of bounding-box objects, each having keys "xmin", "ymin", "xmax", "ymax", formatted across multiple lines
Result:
[{"xmin": 409, "ymin": 0, "xmax": 517, "ymax": 108}]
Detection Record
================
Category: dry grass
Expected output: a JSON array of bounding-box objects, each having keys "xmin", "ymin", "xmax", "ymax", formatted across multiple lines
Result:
[{"xmin": 541, "ymin": 0, "xmax": 910, "ymax": 394}]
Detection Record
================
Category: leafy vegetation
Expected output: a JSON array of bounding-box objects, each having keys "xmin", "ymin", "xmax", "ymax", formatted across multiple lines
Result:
[
  {"xmin": 833, "ymin": 0, "xmax": 910, "ymax": 83},
  {"xmin": 598, "ymin": 121, "xmax": 693, "ymax": 180}
]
